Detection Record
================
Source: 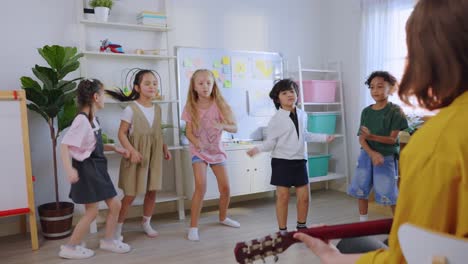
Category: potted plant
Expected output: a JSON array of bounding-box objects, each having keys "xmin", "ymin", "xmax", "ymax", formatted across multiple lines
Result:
[
  {"xmin": 20, "ymin": 45, "xmax": 83, "ymax": 239},
  {"xmin": 89, "ymin": 0, "xmax": 114, "ymax": 22}
]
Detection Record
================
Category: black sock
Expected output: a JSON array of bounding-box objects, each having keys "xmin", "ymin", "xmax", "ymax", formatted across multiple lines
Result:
[
  {"xmin": 296, "ymin": 221, "xmax": 307, "ymax": 229},
  {"xmin": 279, "ymin": 227, "xmax": 287, "ymax": 234}
]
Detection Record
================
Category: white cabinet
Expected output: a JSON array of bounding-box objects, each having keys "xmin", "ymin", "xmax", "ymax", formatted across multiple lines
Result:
[
  {"xmin": 182, "ymin": 144, "xmax": 274, "ymax": 201},
  {"xmin": 77, "ymin": 0, "xmax": 185, "ymax": 222}
]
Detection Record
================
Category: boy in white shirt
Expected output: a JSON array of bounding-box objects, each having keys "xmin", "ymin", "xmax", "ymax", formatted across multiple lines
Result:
[{"xmin": 247, "ymin": 79, "xmax": 334, "ymax": 233}]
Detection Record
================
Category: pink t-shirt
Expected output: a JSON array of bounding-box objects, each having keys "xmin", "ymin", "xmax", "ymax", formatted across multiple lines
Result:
[
  {"xmin": 61, "ymin": 114, "xmax": 99, "ymax": 161},
  {"xmin": 182, "ymin": 103, "xmax": 226, "ymax": 164}
]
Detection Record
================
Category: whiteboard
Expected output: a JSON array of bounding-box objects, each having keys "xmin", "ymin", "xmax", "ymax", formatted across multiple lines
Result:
[
  {"xmin": 176, "ymin": 47, "xmax": 283, "ymax": 139},
  {"xmin": 0, "ymin": 100, "xmax": 28, "ymax": 211}
]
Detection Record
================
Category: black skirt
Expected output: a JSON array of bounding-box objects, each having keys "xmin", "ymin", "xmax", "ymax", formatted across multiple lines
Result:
[
  {"xmin": 69, "ymin": 114, "xmax": 117, "ymax": 204},
  {"xmin": 270, "ymin": 158, "xmax": 309, "ymax": 187}
]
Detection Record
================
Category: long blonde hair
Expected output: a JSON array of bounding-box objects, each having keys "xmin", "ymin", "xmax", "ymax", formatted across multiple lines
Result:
[{"xmin": 186, "ymin": 69, "xmax": 235, "ymax": 131}]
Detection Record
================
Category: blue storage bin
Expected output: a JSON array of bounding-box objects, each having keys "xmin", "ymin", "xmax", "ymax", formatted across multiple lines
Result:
[
  {"xmin": 308, "ymin": 154, "xmax": 331, "ymax": 177},
  {"xmin": 307, "ymin": 112, "xmax": 338, "ymax": 134}
]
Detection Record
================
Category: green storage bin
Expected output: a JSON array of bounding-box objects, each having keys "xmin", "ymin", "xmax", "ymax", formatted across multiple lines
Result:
[
  {"xmin": 307, "ymin": 112, "xmax": 338, "ymax": 134},
  {"xmin": 308, "ymin": 154, "xmax": 331, "ymax": 177}
]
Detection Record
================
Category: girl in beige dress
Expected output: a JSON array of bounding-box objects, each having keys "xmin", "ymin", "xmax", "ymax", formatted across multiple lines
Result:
[{"xmin": 106, "ymin": 69, "xmax": 171, "ymax": 240}]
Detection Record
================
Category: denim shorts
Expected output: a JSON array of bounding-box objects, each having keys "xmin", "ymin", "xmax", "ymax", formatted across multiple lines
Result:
[
  {"xmin": 347, "ymin": 149, "xmax": 399, "ymax": 205},
  {"xmin": 191, "ymin": 155, "xmax": 226, "ymax": 166}
]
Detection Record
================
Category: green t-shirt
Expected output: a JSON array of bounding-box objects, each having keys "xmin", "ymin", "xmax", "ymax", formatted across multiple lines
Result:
[{"xmin": 358, "ymin": 102, "xmax": 409, "ymax": 156}]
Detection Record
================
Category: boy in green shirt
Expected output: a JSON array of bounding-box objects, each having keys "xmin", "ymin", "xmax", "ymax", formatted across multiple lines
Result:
[{"xmin": 348, "ymin": 71, "xmax": 408, "ymax": 221}]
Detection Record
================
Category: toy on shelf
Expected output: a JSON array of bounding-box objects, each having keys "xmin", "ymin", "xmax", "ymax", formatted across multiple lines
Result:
[{"xmin": 100, "ymin": 39, "xmax": 124, "ymax": 53}]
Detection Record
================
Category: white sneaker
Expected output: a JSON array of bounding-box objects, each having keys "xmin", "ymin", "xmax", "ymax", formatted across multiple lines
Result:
[
  {"xmin": 59, "ymin": 245, "xmax": 95, "ymax": 259},
  {"xmin": 220, "ymin": 217, "xmax": 240, "ymax": 228},
  {"xmin": 99, "ymin": 239, "xmax": 131, "ymax": 254},
  {"xmin": 187, "ymin": 227, "xmax": 199, "ymax": 241}
]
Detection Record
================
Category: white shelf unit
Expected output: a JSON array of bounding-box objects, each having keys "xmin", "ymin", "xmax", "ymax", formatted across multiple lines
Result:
[
  {"xmin": 77, "ymin": 1, "xmax": 185, "ymax": 233},
  {"xmin": 82, "ymin": 51, "xmax": 176, "ymax": 60},
  {"xmin": 297, "ymin": 56, "xmax": 350, "ymax": 188}
]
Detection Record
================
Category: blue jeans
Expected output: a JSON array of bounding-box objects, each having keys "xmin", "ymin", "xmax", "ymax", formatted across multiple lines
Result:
[
  {"xmin": 191, "ymin": 155, "xmax": 226, "ymax": 166},
  {"xmin": 348, "ymin": 149, "xmax": 399, "ymax": 205}
]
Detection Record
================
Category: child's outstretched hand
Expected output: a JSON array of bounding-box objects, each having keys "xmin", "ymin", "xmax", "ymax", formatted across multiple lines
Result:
[
  {"xmin": 67, "ymin": 167, "xmax": 79, "ymax": 184},
  {"xmin": 326, "ymin": 135, "xmax": 335, "ymax": 143},
  {"xmin": 246, "ymin": 147, "xmax": 260, "ymax": 157},
  {"xmin": 115, "ymin": 146, "xmax": 130, "ymax": 158},
  {"xmin": 130, "ymin": 149, "xmax": 143, "ymax": 163}
]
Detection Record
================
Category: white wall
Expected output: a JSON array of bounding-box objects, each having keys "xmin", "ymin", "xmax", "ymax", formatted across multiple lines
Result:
[
  {"xmin": 0, "ymin": 1, "xmax": 80, "ymax": 234},
  {"xmin": 321, "ymin": 0, "xmax": 362, "ymax": 187},
  {"xmin": 170, "ymin": 0, "xmax": 327, "ymax": 69},
  {"xmin": 0, "ymin": 0, "xmax": 333, "ymax": 235}
]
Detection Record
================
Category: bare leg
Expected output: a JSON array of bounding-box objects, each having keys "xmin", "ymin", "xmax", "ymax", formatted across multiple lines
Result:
[
  {"xmin": 211, "ymin": 164, "xmax": 230, "ymax": 221},
  {"xmin": 358, "ymin": 198, "xmax": 368, "ymax": 215},
  {"xmin": 276, "ymin": 186, "xmax": 290, "ymax": 229},
  {"xmin": 295, "ymin": 184, "xmax": 309, "ymax": 224},
  {"xmin": 118, "ymin": 195, "xmax": 136, "ymax": 223},
  {"xmin": 143, "ymin": 190, "xmax": 156, "ymax": 217},
  {"xmin": 68, "ymin": 203, "xmax": 98, "ymax": 245},
  {"xmin": 190, "ymin": 162, "xmax": 208, "ymax": 228},
  {"xmin": 103, "ymin": 197, "xmax": 121, "ymax": 240}
]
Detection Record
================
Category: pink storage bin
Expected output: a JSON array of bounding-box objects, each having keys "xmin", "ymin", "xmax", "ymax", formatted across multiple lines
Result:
[{"xmin": 300, "ymin": 80, "xmax": 337, "ymax": 103}]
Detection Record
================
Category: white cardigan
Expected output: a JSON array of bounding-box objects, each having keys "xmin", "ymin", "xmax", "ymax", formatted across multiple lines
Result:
[{"xmin": 257, "ymin": 108, "xmax": 327, "ymax": 160}]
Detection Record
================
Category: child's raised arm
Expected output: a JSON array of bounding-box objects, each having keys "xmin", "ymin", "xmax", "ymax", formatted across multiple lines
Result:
[{"xmin": 247, "ymin": 118, "xmax": 284, "ymax": 157}]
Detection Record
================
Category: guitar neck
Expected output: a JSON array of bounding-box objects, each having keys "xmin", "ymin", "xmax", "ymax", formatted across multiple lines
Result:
[
  {"xmin": 289, "ymin": 218, "xmax": 393, "ymax": 241},
  {"xmin": 234, "ymin": 218, "xmax": 393, "ymax": 263}
]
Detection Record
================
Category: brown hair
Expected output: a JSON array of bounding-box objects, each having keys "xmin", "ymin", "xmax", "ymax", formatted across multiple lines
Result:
[
  {"xmin": 77, "ymin": 79, "xmax": 103, "ymax": 122},
  {"xmin": 185, "ymin": 69, "xmax": 235, "ymax": 131},
  {"xmin": 399, "ymin": 0, "xmax": 468, "ymax": 110}
]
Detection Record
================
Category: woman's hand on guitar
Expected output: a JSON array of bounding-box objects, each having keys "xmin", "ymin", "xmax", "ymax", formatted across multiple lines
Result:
[{"xmin": 293, "ymin": 232, "xmax": 341, "ymax": 263}]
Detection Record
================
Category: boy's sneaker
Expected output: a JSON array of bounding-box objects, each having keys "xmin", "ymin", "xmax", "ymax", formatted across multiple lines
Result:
[
  {"xmin": 99, "ymin": 239, "xmax": 131, "ymax": 254},
  {"xmin": 59, "ymin": 245, "xmax": 95, "ymax": 259}
]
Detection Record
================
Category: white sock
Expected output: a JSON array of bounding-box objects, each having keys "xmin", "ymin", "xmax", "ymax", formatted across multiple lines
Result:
[
  {"xmin": 187, "ymin": 227, "xmax": 199, "ymax": 241},
  {"xmin": 142, "ymin": 216, "xmax": 159, "ymax": 237},
  {"xmin": 359, "ymin": 214, "xmax": 368, "ymax": 222},
  {"xmin": 115, "ymin": 223, "xmax": 123, "ymax": 240},
  {"xmin": 220, "ymin": 217, "xmax": 240, "ymax": 228}
]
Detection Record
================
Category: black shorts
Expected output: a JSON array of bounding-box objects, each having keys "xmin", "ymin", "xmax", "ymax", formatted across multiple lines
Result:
[{"xmin": 270, "ymin": 158, "xmax": 308, "ymax": 187}]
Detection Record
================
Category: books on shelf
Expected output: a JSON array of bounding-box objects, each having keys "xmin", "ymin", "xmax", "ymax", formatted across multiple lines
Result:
[{"xmin": 137, "ymin": 11, "xmax": 167, "ymax": 26}]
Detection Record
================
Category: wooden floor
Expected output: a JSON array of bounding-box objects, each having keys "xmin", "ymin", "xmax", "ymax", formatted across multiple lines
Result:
[{"xmin": 0, "ymin": 190, "xmax": 390, "ymax": 264}]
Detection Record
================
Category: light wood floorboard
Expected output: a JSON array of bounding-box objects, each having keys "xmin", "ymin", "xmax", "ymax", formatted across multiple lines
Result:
[{"xmin": 0, "ymin": 190, "xmax": 390, "ymax": 264}]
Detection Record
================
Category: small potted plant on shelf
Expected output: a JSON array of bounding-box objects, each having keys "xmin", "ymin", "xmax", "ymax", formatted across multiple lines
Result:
[
  {"xmin": 89, "ymin": 0, "xmax": 113, "ymax": 22},
  {"xmin": 20, "ymin": 45, "xmax": 83, "ymax": 240}
]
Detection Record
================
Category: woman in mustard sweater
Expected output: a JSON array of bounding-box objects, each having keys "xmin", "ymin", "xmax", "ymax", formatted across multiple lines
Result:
[{"xmin": 294, "ymin": 0, "xmax": 468, "ymax": 263}]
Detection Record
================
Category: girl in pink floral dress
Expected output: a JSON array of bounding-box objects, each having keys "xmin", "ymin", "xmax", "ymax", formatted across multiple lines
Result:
[{"xmin": 182, "ymin": 69, "xmax": 240, "ymax": 241}]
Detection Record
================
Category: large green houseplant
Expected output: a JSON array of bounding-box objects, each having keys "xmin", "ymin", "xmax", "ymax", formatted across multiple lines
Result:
[{"xmin": 21, "ymin": 45, "xmax": 83, "ymax": 239}]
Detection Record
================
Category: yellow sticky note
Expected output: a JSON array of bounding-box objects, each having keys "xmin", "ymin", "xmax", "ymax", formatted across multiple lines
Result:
[
  {"xmin": 212, "ymin": 69, "xmax": 220, "ymax": 79},
  {"xmin": 235, "ymin": 62, "xmax": 246, "ymax": 74},
  {"xmin": 222, "ymin": 56, "xmax": 230, "ymax": 65},
  {"xmin": 224, "ymin": 80, "xmax": 232, "ymax": 88}
]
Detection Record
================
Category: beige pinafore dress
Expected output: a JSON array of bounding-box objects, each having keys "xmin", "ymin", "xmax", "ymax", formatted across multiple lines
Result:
[{"xmin": 118, "ymin": 103, "xmax": 163, "ymax": 196}]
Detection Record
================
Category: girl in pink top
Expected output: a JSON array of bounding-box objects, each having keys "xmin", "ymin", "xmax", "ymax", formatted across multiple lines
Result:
[
  {"xmin": 182, "ymin": 69, "xmax": 240, "ymax": 241},
  {"xmin": 59, "ymin": 79, "xmax": 131, "ymax": 259}
]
